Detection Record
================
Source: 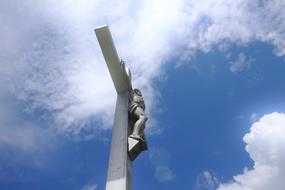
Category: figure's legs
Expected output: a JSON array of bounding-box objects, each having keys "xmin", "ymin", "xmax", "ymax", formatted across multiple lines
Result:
[{"xmin": 130, "ymin": 107, "xmax": 147, "ymax": 141}]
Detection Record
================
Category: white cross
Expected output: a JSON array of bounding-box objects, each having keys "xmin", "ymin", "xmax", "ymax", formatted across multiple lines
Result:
[{"xmin": 95, "ymin": 25, "xmax": 138, "ymax": 190}]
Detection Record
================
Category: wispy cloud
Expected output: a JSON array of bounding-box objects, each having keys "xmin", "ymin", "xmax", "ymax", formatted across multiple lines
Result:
[
  {"xmin": 81, "ymin": 183, "xmax": 98, "ymax": 190},
  {"xmin": 149, "ymin": 147, "xmax": 175, "ymax": 182},
  {"xmin": 229, "ymin": 53, "xmax": 255, "ymax": 73},
  {"xmin": 154, "ymin": 165, "xmax": 175, "ymax": 182},
  {"xmin": 0, "ymin": 117, "xmax": 59, "ymax": 182},
  {"xmin": 249, "ymin": 112, "xmax": 258, "ymax": 123},
  {"xmin": 195, "ymin": 171, "xmax": 219, "ymax": 190}
]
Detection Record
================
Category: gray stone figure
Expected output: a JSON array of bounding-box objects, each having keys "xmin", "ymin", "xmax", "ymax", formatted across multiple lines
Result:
[{"xmin": 128, "ymin": 88, "xmax": 148, "ymax": 150}]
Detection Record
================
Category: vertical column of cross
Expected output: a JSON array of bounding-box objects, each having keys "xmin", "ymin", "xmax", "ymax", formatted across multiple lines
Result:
[{"xmin": 95, "ymin": 25, "xmax": 132, "ymax": 190}]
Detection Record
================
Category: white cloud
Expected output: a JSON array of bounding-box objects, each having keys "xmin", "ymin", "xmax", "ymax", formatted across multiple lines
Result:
[
  {"xmin": 0, "ymin": 90, "xmax": 58, "ymax": 152},
  {"xmin": 0, "ymin": 121, "xmax": 55, "ymax": 152},
  {"xmin": 249, "ymin": 112, "xmax": 258, "ymax": 123},
  {"xmin": 218, "ymin": 112, "xmax": 285, "ymax": 190},
  {"xmin": 195, "ymin": 171, "xmax": 219, "ymax": 190},
  {"xmin": 81, "ymin": 183, "xmax": 98, "ymax": 190},
  {"xmin": 1, "ymin": 0, "xmax": 285, "ymax": 137},
  {"xmin": 149, "ymin": 147, "xmax": 175, "ymax": 182},
  {"xmin": 229, "ymin": 53, "xmax": 255, "ymax": 73},
  {"xmin": 155, "ymin": 165, "xmax": 175, "ymax": 182},
  {"xmin": 0, "ymin": 102, "xmax": 59, "ymax": 181}
]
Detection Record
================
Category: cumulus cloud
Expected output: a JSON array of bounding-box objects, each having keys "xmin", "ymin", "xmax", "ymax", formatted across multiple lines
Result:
[
  {"xmin": 1, "ymin": 0, "xmax": 285, "ymax": 137},
  {"xmin": 218, "ymin": 112, "xmax": 285, "ymax": 190}
]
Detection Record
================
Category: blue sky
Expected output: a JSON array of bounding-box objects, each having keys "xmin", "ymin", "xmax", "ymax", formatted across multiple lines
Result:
[{"xmin": 1, "ymin": 0, "xmax": 285, "ymax": 190}]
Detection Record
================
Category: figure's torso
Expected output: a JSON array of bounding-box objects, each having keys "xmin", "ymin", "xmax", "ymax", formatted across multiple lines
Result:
[{"xmin": 129, "ymin": 93, "xmax": 145, "ymax": 113}]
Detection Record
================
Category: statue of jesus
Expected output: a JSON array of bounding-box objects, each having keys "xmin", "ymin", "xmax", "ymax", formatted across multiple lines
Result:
[{"xmin": 128, "ymin": 88, "xmax": 148, "ymax": 150}]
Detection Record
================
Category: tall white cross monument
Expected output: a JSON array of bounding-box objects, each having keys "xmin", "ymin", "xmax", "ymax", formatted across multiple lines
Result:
[{"xmin": 94, "ymin": 25, "xmax": 148, "ymax": 190}]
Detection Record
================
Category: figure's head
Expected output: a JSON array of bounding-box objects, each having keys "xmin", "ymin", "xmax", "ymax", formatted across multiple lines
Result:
[{"xmin": 133, "ymin": 88, "xmax": 142, "ymax": 96}]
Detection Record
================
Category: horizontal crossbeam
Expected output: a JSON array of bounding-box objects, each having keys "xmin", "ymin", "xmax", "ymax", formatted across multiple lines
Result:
[{"xmin": 95, "ymin": 25, "xmax": 132, "ymax": 94}]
